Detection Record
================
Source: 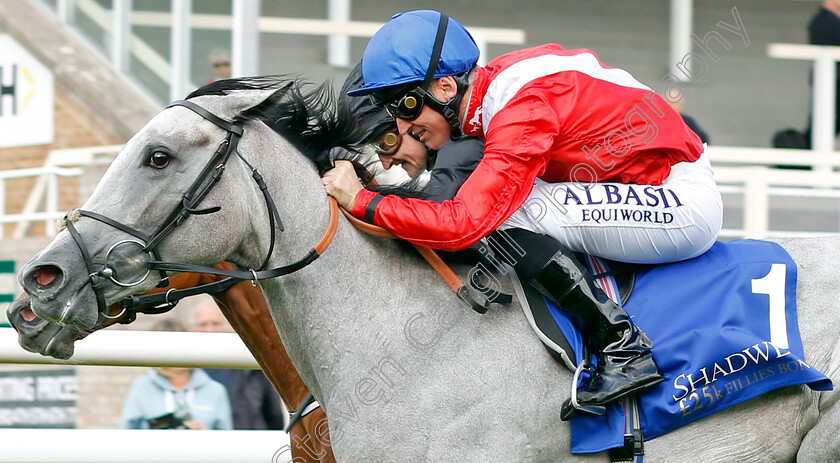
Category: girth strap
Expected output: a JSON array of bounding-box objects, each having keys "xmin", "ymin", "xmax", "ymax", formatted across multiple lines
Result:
[
  {"xmin": 286, "ymin": 391, "xmax": 318, "ymax": 433},
  {"xmin": 610, "ymin": 396, "xmax": 644, "ymax": 462}
]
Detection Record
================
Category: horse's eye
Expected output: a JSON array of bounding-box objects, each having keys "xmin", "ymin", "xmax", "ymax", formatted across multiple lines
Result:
[{"xmin": 149, "ymin": 151, "xmax": 170, "ymax": 169}]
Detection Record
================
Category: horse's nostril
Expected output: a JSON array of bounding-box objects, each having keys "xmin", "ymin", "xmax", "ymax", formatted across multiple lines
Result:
[
  {"xmin": 32, "ymin": 265, "xmax": 62, "ymax": 287},
  {"xmin": 20, "ymin": 305, "xmax": 38, "ymax": 323}
]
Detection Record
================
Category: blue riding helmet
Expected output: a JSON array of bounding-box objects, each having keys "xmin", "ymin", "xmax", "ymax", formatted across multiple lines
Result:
[{"xmin": 346, "ymin": 10, "xmax": 479, "ymax": 97}]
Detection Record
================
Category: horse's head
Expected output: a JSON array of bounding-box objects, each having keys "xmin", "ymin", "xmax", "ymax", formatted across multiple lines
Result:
[
  {"xmin": 17, "ymin": 79, "xmax": 308, "ymax": 333},
  {"xmin": 9, "ymin": 262, "xmax": 231, "ymax": 359}
]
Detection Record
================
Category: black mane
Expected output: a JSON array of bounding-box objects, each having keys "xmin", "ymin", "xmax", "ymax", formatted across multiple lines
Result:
[
  {"xmin": 187, "ymin": 76, "xmax": 429, "ymax": 199},
  {"xmin": 187, "ymin": 76, "xmax": 363, "ymax": 174}
]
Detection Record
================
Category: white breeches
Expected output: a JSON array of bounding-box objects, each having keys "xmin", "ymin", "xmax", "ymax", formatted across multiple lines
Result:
[{"xmin": 499, "ymin": 151, "xmax": 723, "ymax": 264}]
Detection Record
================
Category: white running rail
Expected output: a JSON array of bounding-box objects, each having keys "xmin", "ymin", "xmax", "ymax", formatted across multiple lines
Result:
[
  {"xmin": 0, "ymin": 328, "xmax": 289, "ymax": 463},
  {"xmin": 0, "ymin": 428, "xmax": 292, "ymax": 463},
  {"xmin": 0, "ymin": 328, "xmax": 258, "ymax": 368}
]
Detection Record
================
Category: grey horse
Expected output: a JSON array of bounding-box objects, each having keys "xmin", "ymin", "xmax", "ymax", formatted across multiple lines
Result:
[{"xmin": 16, "ymin": 78, "xmax": 840, "ymax": 462}]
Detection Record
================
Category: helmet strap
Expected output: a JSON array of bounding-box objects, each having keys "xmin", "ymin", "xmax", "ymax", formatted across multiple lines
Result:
[
  {"xmin": 421, "ymin": 12, "xmax": 470, "ymax": 139},
  {"xmin": 422, "ymin": 13, "xmax": 449, "ymax": 88},
  {"xmin": 421, "ymin": 72, "xmax": 471, "ymax": 139}
]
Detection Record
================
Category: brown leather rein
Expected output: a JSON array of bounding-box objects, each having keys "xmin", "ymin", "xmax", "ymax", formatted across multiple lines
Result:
[
  {"xmin": 338, "ymin": 208, "xmax": 469, "ymax": 295},
  {"xmin": 335, "ymin": 165, "xmax": 502, "ymax": 314}
]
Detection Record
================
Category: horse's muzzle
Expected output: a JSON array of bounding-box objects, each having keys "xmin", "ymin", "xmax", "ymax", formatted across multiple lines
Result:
[{"xmin": 7, "ymin": 295, "xmax": 48, "ymax": 338}]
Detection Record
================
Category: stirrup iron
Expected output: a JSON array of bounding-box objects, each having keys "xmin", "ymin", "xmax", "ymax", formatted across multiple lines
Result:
[{"xmin": 561, "ymin": 356, "xmax": 606, "ymax": 420}]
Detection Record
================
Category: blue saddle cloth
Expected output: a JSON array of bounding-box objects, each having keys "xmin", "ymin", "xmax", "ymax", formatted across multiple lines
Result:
[{"xmin": 552, "ymin": 239, "xmax": 832, "ymax": 454}]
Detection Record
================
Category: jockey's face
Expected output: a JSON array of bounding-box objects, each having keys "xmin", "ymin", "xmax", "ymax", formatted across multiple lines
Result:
[
  {"xmin": 390, "ymin": 77, "xmax": 457, "ymax": 150},
  {"xmin": 395, "ymin": 106, "xmax": 451, "ymax": 151},
  {"xmin": 378, "ymin": 131, "xmax": 429, "ymax": 178}
]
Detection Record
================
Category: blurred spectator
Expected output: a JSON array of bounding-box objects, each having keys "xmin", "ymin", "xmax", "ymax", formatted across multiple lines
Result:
[
  {"xmin": 193, "ymin": 299, "xmax": 287, "ymax": 430},
  {"xmin": 773, "ymin": 0, "xmax": 840, "ymax": 149},
  {"xmin": 206, "ymin": 49, "xmax": 232, "ymax": 85},
  {"xmin": 668, "ymin": 98, "xmax": 710, "ymax": 145},
  {"xmin": 118, "ymin": 318, "xmax": 233, "ymax": 429}
]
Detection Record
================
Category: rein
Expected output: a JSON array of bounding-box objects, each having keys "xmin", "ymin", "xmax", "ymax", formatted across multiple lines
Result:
[
  {"xmin": 113, "ymin": 274, "xmax": 242, "ymax": 325},
  {"xmin": 343, "ymin": 163, "xmax": 511, "ymax": 314},
  {"xmin": 148, "ymin": 198, "xmax": 339, "ymax": 281}
]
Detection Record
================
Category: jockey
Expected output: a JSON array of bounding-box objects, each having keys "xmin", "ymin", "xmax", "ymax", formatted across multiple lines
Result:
[
  {"xmin": 322, "ymin": 10, "xmax": 723, "ymax": 411},
  {"xmin": 340, "ymin": 62, "xmax": 486, "ymax": 268}
]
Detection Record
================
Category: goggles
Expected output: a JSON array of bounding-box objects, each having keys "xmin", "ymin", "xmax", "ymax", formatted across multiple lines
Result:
[
  {"xmin": 382, "ymin": 88, "xmax": 429, "ymax": 121},
  {"xmin": 370, "ymin": 126, "xmax": 402, "ymax": 156}
]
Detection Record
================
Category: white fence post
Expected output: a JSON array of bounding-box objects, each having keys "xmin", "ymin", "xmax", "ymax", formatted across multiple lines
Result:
[
  {"xmin": 813, "ymin": 46, "xmax": 837, "ymax": 155},
  {"xmin": 56, "ymin": 0, "xmax": 76, "ymax": 24},
  {"xmin": 669, "ymin": 0, "xmax": 693, "ymax": 81},
  {"xmin": 327, "ymin": 0, "xmax": 351, "ymax": 67},
  {"xmin": 45, "ymin": 171, "xmax": 58, "ymax": 237},
  {"xmin": 742, "ymin": 168, "xmax": 769, "ymax": 239},
  {"xmin": 232, "ymin": 0, "xmax": 261, "ymax": 77},
  {"xmin": 170, "ymin": 0, "xmax": 192, "ymax": 102},
  {"xmin": 110, "ymin": 0, "xmax": 131, "ymax": 74}
]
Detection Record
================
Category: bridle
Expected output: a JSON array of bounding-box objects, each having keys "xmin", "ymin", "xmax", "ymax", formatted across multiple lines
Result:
[{"xmin": 63, "ymin": 99, "xmax": 339, "ymax": 326}]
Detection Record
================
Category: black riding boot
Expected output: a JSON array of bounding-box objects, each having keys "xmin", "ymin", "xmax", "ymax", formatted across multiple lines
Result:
[{"xmin": 530, "ymin": 249, "xmax": 664, "ymax": 408}]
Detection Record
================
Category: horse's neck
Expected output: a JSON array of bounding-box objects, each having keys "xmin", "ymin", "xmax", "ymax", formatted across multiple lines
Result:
[
  {"xmin": 236, "ymin": 130, "xmax": 468, "ymax": 410},
  {"xmin": 262, "ymin": 234, "xmax": 418, "ymax": 397},
  {"xmin": 251, "ymin": 156, "xmax": 425, "ymax": 404}
]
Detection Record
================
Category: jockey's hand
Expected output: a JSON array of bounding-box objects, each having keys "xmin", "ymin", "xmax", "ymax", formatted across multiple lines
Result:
[
  {"xmin": 182, "ymin": 419, "xmax": 206, "ymax": 430},
  {"xmin": 322, "ymin": 160, "xmax": 363, "ymax": 209}
]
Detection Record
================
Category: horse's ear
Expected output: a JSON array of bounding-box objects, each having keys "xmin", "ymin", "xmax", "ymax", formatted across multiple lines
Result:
[
  {"xmin": 227, "ymin": 88, "xmax": 282, "ymax": 120},
  {"xmin": 238, "ymin": 85, "xmax": 291, "ymax": 122},
  {"xmin": 191, "ymin": 86, "xmax": 288, "ymax": 122}
]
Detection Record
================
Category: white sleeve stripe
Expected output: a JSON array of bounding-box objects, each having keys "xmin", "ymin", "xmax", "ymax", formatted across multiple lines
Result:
[{"xmin": 481, "ymin": 52, "xmax": 651, "ymax": 132}]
